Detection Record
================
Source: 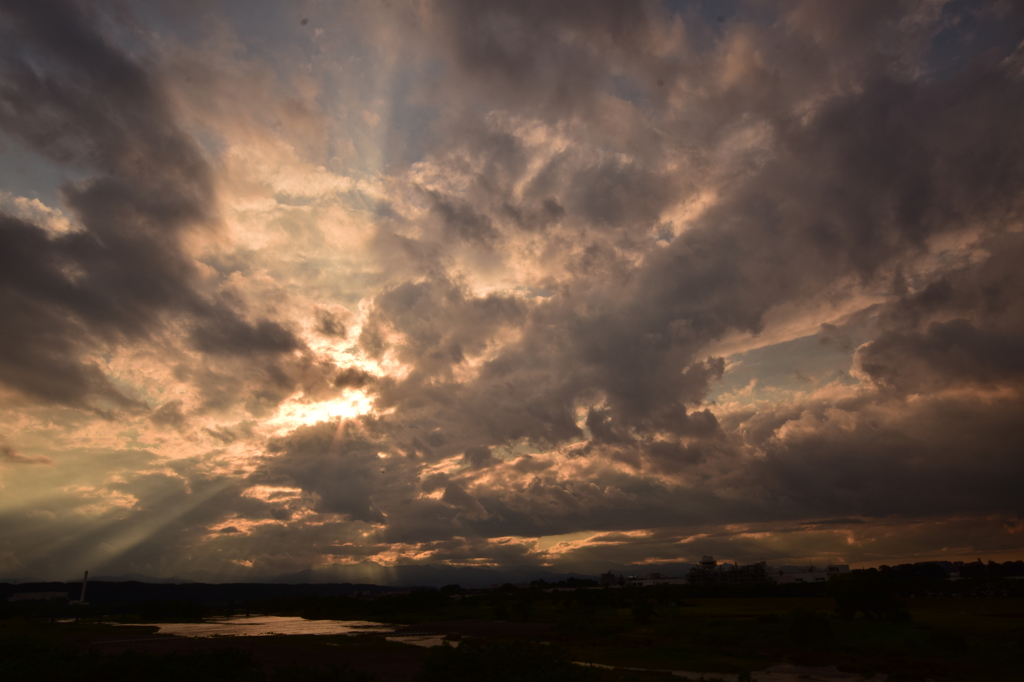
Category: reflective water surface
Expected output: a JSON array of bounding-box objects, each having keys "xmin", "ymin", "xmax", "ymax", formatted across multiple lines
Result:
[
  {"xmin": 148, "ymin": 615, "xmax": 394, "ymax": 638},
  {"xmin": 386, "ymin": 634, "xmax": 459, "ymax": 648}
]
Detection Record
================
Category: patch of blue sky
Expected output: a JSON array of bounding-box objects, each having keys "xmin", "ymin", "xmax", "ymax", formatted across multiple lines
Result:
[
  {"xmin": 609, "ymin": 73, "xmax": 652, "ymax": 109},
  {"xmin": 661, "ymin": 0, "xmax": 770, "ymax": 54},
  {"xmin": 513, "ymin": 286, "xmax": 554, "ymax": 299},
  {"xmin": 927, "ymin": 0, "xmax": 1022, "ymax": 81},
  {"xmin": 663, "ymin": 0, "xmax": 742, "ymax": 29},
  {"xmin": 706, "ymin": 329, "xmax": 868, "ymax": 406},
  {"xmin": 0, "ymin": 131, "xmax": 88, "ymax": 209}
]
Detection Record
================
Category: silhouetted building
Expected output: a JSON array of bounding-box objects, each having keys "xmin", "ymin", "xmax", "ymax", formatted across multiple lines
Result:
[
  {"xmin": 774, "ymin": 563, "xmax": 850, "ymax": 584},
  {"xmin": 625, "ymin": 572, "xmax": 687, "ymax": 586},
  {"xmin": 688, "ymin": 557, "xmax": 772, "ymax": 586}
]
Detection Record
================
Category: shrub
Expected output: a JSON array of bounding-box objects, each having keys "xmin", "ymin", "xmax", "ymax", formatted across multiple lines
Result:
[
  {"xmin": 415, "ymin": 640, "xmax": 596, "ymax": 682},
  {"xmin": 789, "ymin": 608, "xmax": 833, "ymax": 646}
]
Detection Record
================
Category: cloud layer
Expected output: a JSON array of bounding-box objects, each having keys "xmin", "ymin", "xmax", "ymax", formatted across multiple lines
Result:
[{"xmin": 1, "ymin": 0, "xmax": 1022, "ymax": 581}]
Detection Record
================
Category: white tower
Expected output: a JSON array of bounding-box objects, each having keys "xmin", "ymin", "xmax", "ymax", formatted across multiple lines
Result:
[{"xmin": 73, "ymin": 570, "xmax": 88, "ymax": 604}]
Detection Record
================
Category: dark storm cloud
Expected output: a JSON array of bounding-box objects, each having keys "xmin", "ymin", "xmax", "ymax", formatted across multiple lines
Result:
[
  {"xmin": 727, "ymin": 238, "xmax": 1024, "ymax": 519},
  {"xmin": 1, "ymin": 445, "xmax": 53, "ymax": 465},
  {"xmin": 567, "ymin": 159, "xmax": 676, "ymax": 230},
  {"xmin": 361, "ymin": 275, "xmax": 526, "ymax": 377},
  {"xmin": 5, "ymin": 1, "xmax": 1024, "ymax": 579},
  {"xmin": 333, "ymin": 367, "xmax": 374, "ymax": 389},
  {"xmin": 462, "ymin": 446, "xmax": 496, "ymax": 470},
  {"xmin": 441, "ymin": 481, "xmax": 490, "ymax": 520},
  {"xmin": 512, "ymin": 454, "xmax": 553, "ymax": 474},
  {"xmin": 315, "ymin": 309, "xmax": 347, "ymax": 338},
  {"xmin": 427, "ymin": 190, "xmax": 499, "ymax": 246},
  {"xmin": 149, "ymin": 400, "xmax": 187, "ymax": 430},
  {"xmin": 432, "ymin": 0, "xmax": 667, "ymax": 118},
  {"xmin": 190, "ymin": 316, "xmax": 301, "ymax": 356},
  {"xmin": 0, "ymin": 0, "xmax": 306, "ymax": 412},
  {"xmin": 255, "ymin": 422, "xmax": 395, "ymax": 523},
  {"xmin": 0, "ymin": 214, "xmax": 151, "ymax": 410},
  {"xmin": 173, "ymin": 1, "xmax": 1019, "ymax": 575},
  {"xmin": 358, "ymin": 256, "xmax": 732, "ymax": 454},
  {"xmin": 856, "ymin": 233, "xmax": 1024, "ymax": 394},
  {"xmin": 457, "ymin": 468, "xmax": 766, "ymax": 541},
  {"xmin": 741, "ymin": 393, "xmax": 1024, "ymax": 520},
  {"xmin": 862, "ymin": 318, "xmax": 1024, "ymax": 393},
  {"xmin": 200, "ymin": 0, "xmax": 1024, "ymax": 569},
  {"xmin": 720, "ymin": 234, "xmax": 1024, "ymax": 525},
  {"xmin": 338, "ymin": 0, "xmax": 1024, "ymax": 549}
]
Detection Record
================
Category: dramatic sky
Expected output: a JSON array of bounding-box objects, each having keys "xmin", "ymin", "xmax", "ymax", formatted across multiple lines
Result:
[{"xmin": 1, "ymin": 0, "xmax": 1023, "ymax": 583}]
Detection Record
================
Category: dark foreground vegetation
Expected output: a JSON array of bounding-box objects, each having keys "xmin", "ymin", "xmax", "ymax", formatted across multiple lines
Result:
[{"xmin": 3, "ymin": 562, "xmax": 1024, "ymax": 682}]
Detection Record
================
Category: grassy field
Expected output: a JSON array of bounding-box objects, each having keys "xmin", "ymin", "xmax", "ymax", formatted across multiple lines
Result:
[
  {"xmin": 250, "ymin": 586, "xmax": 1024, "ymax": 680},
  {"xmin": 4, "ymin": 587, "xmax": 1023, "ymax": 681},
  {"xmin": 239, "ymin": 584, "xmax": 1024, "ymax": 680},
  {"xmin": 541, "ymin": 597, "xmax": 1024, "ymax": 680}
]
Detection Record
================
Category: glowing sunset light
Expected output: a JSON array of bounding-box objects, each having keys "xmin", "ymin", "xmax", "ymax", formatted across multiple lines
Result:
[{"xmin": 267, "ymin": 391, "xmax": 377, "ymax": 434}]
